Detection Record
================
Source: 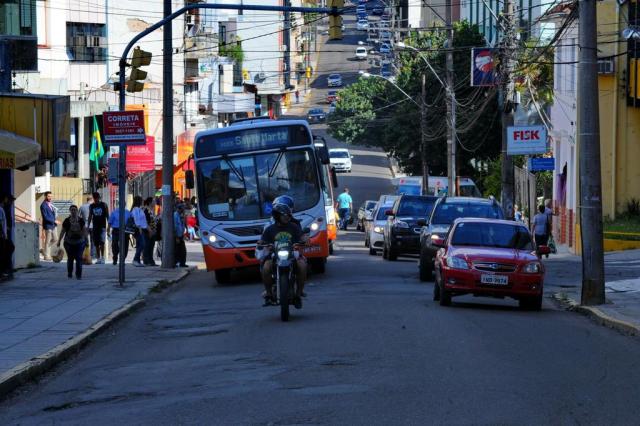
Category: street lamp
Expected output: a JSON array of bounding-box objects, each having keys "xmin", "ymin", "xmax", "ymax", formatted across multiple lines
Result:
[
  {"xmin": 358, "ymin": 70, "xmax": 429, "ymax": 193},
  {"xmin": 395, "ymin": 41, "xmax": 456, "ymax": 196},
  {"xmin": 358, "ymin": 70, "xmax": 420, "ymax": 107}
]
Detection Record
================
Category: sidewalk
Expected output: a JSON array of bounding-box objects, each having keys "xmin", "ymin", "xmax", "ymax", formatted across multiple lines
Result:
[
  {"xmin": 0, "ymin": 261, "xmax": 191, "ymax": 397},
  {"xmin": 545, "ymin": 248, "xmax": 640, "ymax": 335}
]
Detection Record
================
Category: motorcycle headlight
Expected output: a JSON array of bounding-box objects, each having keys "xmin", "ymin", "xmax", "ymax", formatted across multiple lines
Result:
[
  {"xmin": 446, "ymin": 256, "xmax": 469, "ymax": 270},
  {"xmin": 374, "ymin": 226, "xmax": 383, "ymax": 234},
  {"xmin": 394, "ymin": 220, "xmax": 409, "ymax": 229},
  {"xmin": 523, "ymin": 262, "xmax": 541, "ymax": 274},
  {"xmin": 277, "ymin": 250, "xmax": 290, "ymax": 261}
]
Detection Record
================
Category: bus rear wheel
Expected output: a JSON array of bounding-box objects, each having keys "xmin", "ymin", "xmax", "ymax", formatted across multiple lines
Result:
[{"xmin": 214, "ymin": 269, "xmax": 232, "ymax": 284}]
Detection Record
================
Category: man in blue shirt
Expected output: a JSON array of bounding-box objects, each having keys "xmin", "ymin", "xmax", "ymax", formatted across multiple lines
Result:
[
  {"xmin": 40, "ymin": 191, "xmax": 58, "ymax": 260},
  {"xmin": 174, "ymin": 203, "xmax": 188, "ymax": 267},
  {"xmin": 108, "ymin": 203, "xmax": 130, "ymax": 266},
  {"xmin": 335, "ymin": 188, "xmax": 353, "ymax": 230}
]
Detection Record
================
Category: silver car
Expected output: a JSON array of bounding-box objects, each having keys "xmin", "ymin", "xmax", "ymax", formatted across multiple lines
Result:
[
  {"xmin": 367, "ymin": 195, "xmax": 399, "ymax": 255},
  {"xmin": 327, "ymin": 73, "xmax": 343, "ymax": 87}
]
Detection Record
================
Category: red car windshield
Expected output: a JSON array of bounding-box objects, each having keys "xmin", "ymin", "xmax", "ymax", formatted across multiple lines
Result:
[{"xmin": 451, "ymin": 222, "xmax": 533, "ymax": 250}]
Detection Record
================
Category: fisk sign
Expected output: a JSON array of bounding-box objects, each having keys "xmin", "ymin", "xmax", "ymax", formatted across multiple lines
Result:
[{"xmin": 507, "ymin": 125, "xmax": 547, "ymax": 155}]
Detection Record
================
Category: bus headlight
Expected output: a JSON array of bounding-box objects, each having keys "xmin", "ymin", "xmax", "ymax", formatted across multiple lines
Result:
[
  {"xmin": 207, "ymin": 234, "xmax": 231, "ymax": 248},
  {"xmin": 310, "ymin": 222, "xmax": 319, "ymax": 232}
]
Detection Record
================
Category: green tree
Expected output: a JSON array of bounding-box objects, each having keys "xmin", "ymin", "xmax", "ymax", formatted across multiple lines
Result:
[{"xmin": 328, "ymin": 21, "xmax": 502, "ymax": 179}]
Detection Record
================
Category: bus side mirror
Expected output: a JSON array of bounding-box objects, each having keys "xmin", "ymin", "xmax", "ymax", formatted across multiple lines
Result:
[
  {"xmin": 185, "ymin": 170, "xmax": 195, "ymax": 189},
  {"xmin": 331, "ymin": 167, "xmax": 339, "ymax": 189},
  {"xmin": 317, "ymin": 145, "xmax": 330, "ymax": 165}
]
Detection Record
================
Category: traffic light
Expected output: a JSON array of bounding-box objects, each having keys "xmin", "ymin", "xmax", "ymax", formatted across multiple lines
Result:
[
  {"xmin": 126, "ymin": 46, "xmax": 152, "ymax": 93},
  {"xmin": 328, "ymin": 0, "xmax": 343, "ymax": 40},
  {"xmin": 306, "ymin": 66, "xmax": 311, "ymax": 79},
  {"xmin": 242, "ymin": 69, "xmax": 250, "ymax": 81}
]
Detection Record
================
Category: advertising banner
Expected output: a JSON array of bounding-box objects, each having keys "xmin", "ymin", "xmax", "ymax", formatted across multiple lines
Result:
[
  {"xmin": 126, "ymin": 136, "xmax": 155, "ymax": 173},
  {"xmin": 507, "ymin": 125, "xmax": 548, "ymax": 155},
  {"xmin": 471, "ymin": 48, "xmax": 499, "ymax": 87}
]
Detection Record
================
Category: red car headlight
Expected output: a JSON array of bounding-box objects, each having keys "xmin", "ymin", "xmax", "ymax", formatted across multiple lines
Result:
[
  {"xmin": 522, "ymin": 262, "xmax": 542, "ymax": 274},
  {"xmin": 446, "ymin": 256, "xmax": 469, "ymax": 270}
]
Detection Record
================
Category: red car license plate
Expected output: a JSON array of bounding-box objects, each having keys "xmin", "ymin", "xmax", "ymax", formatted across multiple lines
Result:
[{"xmin": 480, "ymin": 274, "xmax": 508, "ymax": 285}]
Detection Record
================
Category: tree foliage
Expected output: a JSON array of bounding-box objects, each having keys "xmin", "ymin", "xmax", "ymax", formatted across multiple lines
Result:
[{"xmin": 328, "ymin": 21, "xmax": 502, "ymax": 178}]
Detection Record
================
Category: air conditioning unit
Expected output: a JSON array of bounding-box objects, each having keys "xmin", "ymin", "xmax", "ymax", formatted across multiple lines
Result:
[
  {"xmin": 72, "ymin": 35, "xmax": 86, "ymax": 47},
  {"xmin": 86, "ymin": 36, "xmax": 107, "ymax": 47},
  {"xmin": 598, "ymin": 58, "xmax": 614, "ymax": 74}
]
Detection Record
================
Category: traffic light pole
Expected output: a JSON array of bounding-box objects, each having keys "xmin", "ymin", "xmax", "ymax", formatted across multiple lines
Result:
[
  {"xmin": 116, "ymin": 3, "xmax": 338, "ymax": 279},
  {"xmin": 161, "ymin": 0, "xmax": 175, "ymax": 269}
]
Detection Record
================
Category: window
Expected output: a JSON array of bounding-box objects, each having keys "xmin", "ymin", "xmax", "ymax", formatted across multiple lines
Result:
[
  {"xmin": 0, "ymin": 0, "xmax": 36, "ymax": 36},
  {"xmin": 66, "ymin": 22, "xmax": 107, "ymax": 63}
]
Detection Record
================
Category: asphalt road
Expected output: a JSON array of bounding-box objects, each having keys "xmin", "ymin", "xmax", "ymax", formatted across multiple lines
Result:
[{"xmin": 2, "ymin": 8, "xmax": 640, "ymax": 426}]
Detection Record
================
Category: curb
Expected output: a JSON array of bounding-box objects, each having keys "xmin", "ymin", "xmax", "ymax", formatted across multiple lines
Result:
[
  {"xmin": 0, "ymin": 270, "xmax": 191, "ymax": 398},
  {"xmin": 552, "ymin": 292, "xmax": 640, "ymax": 336}
]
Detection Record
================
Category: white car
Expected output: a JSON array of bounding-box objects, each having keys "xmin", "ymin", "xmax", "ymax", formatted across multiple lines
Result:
[
  {"xmin": 355, "ymin": 47, "xmax": 368, "ymax": 60},
  {"xmin": 367, "ymin": 197, "xmax": 398, "ymax": 255},
  {"xmin": 357, "ymin": 20, "xmax": 369, "ymax": 31},
  {"xmin": 329, "ymin": 148, "xmax": 352, "ymax": 173},
  {"xmin": 327, "ymin": 73, "xmax": 343, "ymax": 87}
]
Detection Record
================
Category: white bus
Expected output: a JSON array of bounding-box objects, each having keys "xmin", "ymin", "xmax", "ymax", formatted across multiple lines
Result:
[{"xmin": 192, "ymin": 118, "xmax": 333, "ymax": 283}]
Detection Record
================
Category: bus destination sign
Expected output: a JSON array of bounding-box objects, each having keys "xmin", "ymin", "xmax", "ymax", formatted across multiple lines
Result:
[{"xmin": 215, "ymin": 127, "xmax": 289, "ymax": 154}]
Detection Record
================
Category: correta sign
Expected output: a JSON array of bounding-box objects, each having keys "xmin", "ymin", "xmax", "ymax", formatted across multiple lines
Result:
[
  {"xmin": 506, "ymin": 125, "xmax": 547, "ymax": 155},
  {"xmin": 103, "ymin": 110, "xmax": 146, "ymax": 145}
]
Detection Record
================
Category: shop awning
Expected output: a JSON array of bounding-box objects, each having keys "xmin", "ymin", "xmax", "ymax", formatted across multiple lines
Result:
[{"xmin": 0, "ymin": 130, "xmax": 41, "ymax": 169}]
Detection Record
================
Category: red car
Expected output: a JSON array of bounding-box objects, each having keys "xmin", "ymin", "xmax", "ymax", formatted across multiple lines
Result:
[
  {"xmin": 326, "ymin": 90, "xmax": 339, "ymax": 103},
  {"xmin": 433, "ymin": 218, "xmax": 550, "ymax": 310}
]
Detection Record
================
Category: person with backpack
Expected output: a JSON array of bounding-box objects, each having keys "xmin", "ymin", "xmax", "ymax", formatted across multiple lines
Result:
[{"xmin": 57, "ymin": 205, "xmax": 88, "ymax": 279}]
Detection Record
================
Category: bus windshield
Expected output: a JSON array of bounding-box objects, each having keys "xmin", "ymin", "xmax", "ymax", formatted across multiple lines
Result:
[{"xmin": 197, "ymin": 149, "xmax": 320, "ymax": 221}]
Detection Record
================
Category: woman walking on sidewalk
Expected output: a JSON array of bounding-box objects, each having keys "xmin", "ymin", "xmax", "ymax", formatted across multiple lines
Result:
[{"xmin": 57, "ymin": 205, "xmax": 88, "ymax": 279}]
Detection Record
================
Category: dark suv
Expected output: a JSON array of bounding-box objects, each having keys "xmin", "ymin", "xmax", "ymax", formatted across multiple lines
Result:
[
  {"xmin": 382, "ymin": 195, "xmax": 438, "ymax": 261},
  {"xmin": 418, "ymin": 197, "xmax": 504, "ymax": 281}
]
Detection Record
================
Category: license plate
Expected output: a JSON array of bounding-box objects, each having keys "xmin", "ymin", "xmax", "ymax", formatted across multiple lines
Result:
[
  {"xmin": 303, "ymin": 245, "xmax": 321, "ymax": 254},
  {"xmin": 480, "ymin": 274, "xmax": 508, "ymax": 285}
]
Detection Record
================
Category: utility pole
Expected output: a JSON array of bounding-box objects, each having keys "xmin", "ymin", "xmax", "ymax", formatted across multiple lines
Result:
[
  {"xmin": 283, "ymin": 0, "xmax": 292, "ymax": 90},
  {"xmin": 499, "ymin": 0, "xmax": 516, "ymax": 219},
  {"xmin": 445, "ymin": 0, "xmax": 456, "ymax": 196},
  {"xmin": 420, "ymin": 73, "xmax": 429, "ymax": 194},
  {"xmin": 578, "ymin": 0, "xmax": 605, "ymax": 305},
  {"xmin": 161, "ymin": 0, "xmax": 175, "ymax": 269}
]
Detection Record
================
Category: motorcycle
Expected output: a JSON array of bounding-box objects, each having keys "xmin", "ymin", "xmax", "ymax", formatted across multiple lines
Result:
[{"xmin": 258, "ymin": 228, "xmax": 309, "ymax": 322}]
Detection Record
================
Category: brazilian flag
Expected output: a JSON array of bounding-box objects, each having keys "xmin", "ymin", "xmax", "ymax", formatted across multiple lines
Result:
[{"xmin": 89, "ymin": 116, "xmax": 104, "ymax": 171}]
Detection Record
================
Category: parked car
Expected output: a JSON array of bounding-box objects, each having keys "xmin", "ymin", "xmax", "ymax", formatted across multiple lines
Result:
[
  {"xmin": 380, "ymin": 31, "xmax": 392, "ymax": 42},
  {"xmin": 357, "ymin": 19, "xmax": 369, "ymax": 31},
  {"xmin": 356, "ymin": 200, "xmax": 377, "ymax": 231},
  {"xmin": 327, "ymin": 73, "xmax": 343, "ymax": 87},
  {"xmin": 382, "ymin": 195, "xmax": 439, "ymax": 260},
  {"xmin": 307, "ymin": 108, "xmax": 326, "ymax": 123},
  {"xmin": 356, "ymin": 46, "xmax": 368, "ymax": 60},
  {"xmin": 328, "ymin": 101, "xmax": 337, "ymax": 114},
  {"xmin": 329, "ymin": 148, "xmax": 352, "ymax": 173},
  {"xmin": 372, "ymin": 6, "xmax": 384, "ymax": 15},
  {"xmin": 327, "ymin": 90, "xmax": 339, "ymax": 103},
  {"xmin": 433, "ymin": 218, "xmax": 549, "ymax": 310},
  {"xmin": 418, "ymin": 196, "xmax": 504, "ymax": 281},
  {"xmin": 381, "ymin": 66, "xmax": 393, "ymax": 78},
  {"xmin": 367, "ymin": 196, "xmax": 399, "ymax": 254},
  {"xmin": 379, "ymin": 43, "xmax": 391, "ymax": 54}
]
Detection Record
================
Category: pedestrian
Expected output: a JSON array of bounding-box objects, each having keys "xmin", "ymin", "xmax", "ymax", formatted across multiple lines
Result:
[
  {"xmin": 40, "ymin": 191, "xmax": 58, "ymax": 260},
  {"xmin": 87, "ymin": 192, "xmax": 109, "ymax": 264},
  {"xmin": 174, "ymin": 203, "xmax": 188, "ymax": 267},
  {"xmin": 131, "ymin": 196, "xmax": 148, "ymax": 267},
  {"xmin": 79, "ymin": 196, "xmax": 95, "ymax": 259},
  {"xmin": 532, "ymin": 204, "xmax": 550, "ymax": 248},
  {"xmin": 143, "ymin": 197, "xmax": 157, "ymax": 266},
  {"xmin": 335, "ymin": 187, "xmax": 353, "ymax": 230},
  {"xmin": 186, "ymin": 212, "xmax": 197, "ymax": 241},
  {"xmin": 0, "ymin": 194, "xmax": 15, "ymax": 280},
  {"xmin": 107, "ymin": 202, "xmax": 130, "ymax": 266},
  {"xmin": 57, "ymin": 204, "xmax": 87, "ymax": 279},
  {"xmin": 295, "ymin": 89, "xmax": 300, "ymax": 104},
  {"xmin": 514, "ymin": 204, "xmax": 523, "ymax": 223}
]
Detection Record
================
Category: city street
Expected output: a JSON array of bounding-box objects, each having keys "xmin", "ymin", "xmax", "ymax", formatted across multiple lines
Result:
[{"xmin": 2, "ymin": 6, "xmax": 640, "ymax": 426}]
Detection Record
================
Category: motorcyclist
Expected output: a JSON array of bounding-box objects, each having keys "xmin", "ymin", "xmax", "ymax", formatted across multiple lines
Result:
[{"xmin": 258, "ymin": 202, "xmax": 307, "ymax": 308}]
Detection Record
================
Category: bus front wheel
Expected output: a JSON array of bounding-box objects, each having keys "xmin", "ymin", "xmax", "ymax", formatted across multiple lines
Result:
[
  {"xmin": 214, "ymin": 269, "xmax": 232, "ymax": 284},
  {"xmin": 310, "ymin": 258, "xmax": 326, "ymax": 274}
]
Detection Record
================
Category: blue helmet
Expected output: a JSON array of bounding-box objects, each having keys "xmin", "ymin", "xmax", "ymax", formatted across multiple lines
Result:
[{"xmin": 273, "ymin": 195, "xmax": 294, "ymax": 211}]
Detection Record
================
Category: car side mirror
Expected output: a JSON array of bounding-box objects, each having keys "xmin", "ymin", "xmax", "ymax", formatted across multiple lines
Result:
[
  {"xmin": 350, "ymin": 155, "xmax": 354, "ymax": 159},
  {"xmin": 431, "ymin": 235, "xmax": 446, "ymax": 248},
  {"xmin": 417, "ymin": 218, "xmax": 427, "ymax": 227},
  {"xmin": 537, "ymin": 245, "xmax": 551, "ymax": 256}
]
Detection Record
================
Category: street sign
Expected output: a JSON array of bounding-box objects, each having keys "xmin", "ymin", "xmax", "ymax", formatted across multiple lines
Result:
[
  {"xmin": 529, "ymin": 157, "xmax": 555, "ymax": 171},
  {"xmin": 507, "ymin": 125, "xmax": 547, "ymax": 155},
  {"xmin": 103, "ymin": 110, "xmax": 146, "ymax": 145}
]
